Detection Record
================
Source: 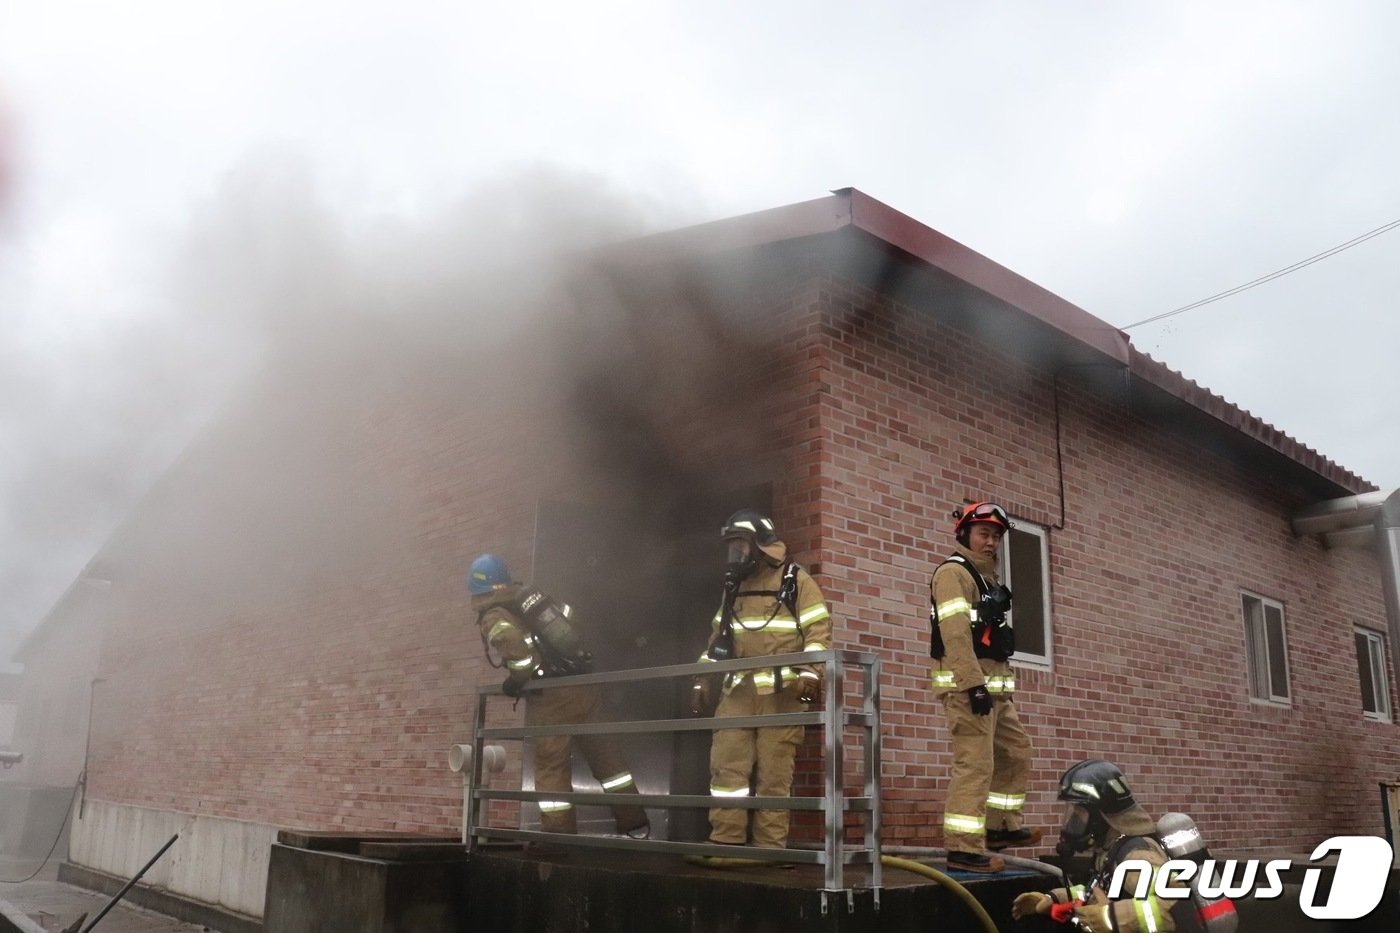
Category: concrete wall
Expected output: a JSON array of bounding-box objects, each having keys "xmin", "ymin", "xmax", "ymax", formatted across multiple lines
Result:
[{"xmin": 70, "ymin": 799, "xmax": 274, "ymax": 919}]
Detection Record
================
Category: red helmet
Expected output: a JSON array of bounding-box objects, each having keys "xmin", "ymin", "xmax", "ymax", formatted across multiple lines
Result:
[{"xmin": 953, "ymin": 501, "xmax": 1014, "ymax": 540}]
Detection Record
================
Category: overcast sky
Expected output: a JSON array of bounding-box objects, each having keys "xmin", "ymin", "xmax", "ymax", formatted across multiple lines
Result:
[{"xmin": 2, "ymin": 1, "xmax": 1397, "ymax": 661}]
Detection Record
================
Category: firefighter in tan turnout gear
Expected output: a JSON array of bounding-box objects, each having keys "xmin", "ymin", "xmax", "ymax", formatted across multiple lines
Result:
[
  {"xmin": 930, "ymin": 501, "xmax": 1040, "ymax": 872},
  {"xmin": 1012, "ymin": 759, "xmax": 1177, "ymax": 933},
  {"xmin": 469, "ymin": 554, "xmax": 649, "ymax": 842},
  {"xmin": 692, "ymin": 510, "xmax": 832, "ymax": 849}
]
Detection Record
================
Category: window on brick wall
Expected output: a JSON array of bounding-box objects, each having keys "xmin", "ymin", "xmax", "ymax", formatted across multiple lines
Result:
[
  {"xmin": 1356, "ymin": 626, "xmax": 1392, "ymax": 723},
  {"xmin": 1002, "ymin": 519, "xmax": 1051, "ymax": 668},
  {"xmin": 1242, "ymin": 592, "xmax": 1290, "ymax": 704}
]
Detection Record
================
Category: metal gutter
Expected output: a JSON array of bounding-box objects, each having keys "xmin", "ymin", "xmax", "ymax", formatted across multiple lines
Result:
[{"xmin": 1293, "ymin": 489, "xmax": 1400, "ymax": 694}]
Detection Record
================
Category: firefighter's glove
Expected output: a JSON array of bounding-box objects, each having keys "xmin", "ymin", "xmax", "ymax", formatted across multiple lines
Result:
[
  {"xmin": 797, "ymin": 673, "xmax": 821, "ymax": 705},
  {"xmin": 966, "ymin": 684, "xmax": 993, "ymax": 716},
  {"xmin": 1048, "ymin": 901, "xmax": 1078, "ymax": 924},
  {"xmin": 1069, "ymin": 904, "xmax": 1112, "ymax": 933},
  {"xmin": 501, "ymin": 676, "xmax": 527, "ymax": 699},
  {"xmin": 1012, "ymin": 892, "xmax": 1053, "ymax": 920},
  {"xmin": 690, "ymin": 676, "xmax": 716, "ymax": 716}
]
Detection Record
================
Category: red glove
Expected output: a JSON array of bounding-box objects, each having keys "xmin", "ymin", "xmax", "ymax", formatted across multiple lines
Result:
[{"xmin": 1049, "ymin": 901, "xmax": 1077, "ymax": 924}]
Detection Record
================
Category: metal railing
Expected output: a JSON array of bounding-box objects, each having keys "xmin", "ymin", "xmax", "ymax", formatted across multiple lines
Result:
[{"xmin": 463, "ymin": 649, "xmax": 882, "ymax": 899}]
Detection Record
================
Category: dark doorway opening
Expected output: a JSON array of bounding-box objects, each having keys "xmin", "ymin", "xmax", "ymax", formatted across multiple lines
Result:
[{"xmin": 530, "ymin": 483, "xmax": 772, "ymax": 840}]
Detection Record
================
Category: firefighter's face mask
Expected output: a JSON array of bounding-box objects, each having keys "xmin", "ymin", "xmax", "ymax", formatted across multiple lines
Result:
[
  {"xmin": 1056, "ymin": 803, "xmax": 1105, "ymax": 857},
  {"xmin": 725, "ymin": 536, "xmax": 757, "ymax": 579}
]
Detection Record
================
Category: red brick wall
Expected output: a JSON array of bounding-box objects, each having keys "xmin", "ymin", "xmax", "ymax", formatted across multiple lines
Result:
[
  {"xmin": 806, "ymin": 270, "xmax": 1395, "ymax": 853},
  {"xmin": 86, "ymin": 258, "xmax": 1394, "ymax": 859}
]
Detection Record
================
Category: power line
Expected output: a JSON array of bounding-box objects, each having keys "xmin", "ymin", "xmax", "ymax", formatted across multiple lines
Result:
[{"xmin": 1119, "ymin": 215, "xmax": 1400, "ymax": 331}]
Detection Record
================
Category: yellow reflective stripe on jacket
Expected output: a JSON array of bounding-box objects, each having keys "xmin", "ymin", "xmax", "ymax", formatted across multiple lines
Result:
[
  {"xmin": 506, "ymin": 655, "xmax": 536, "ymax": 671},
  {"xmin": 936, "ymin": 596, "xmax": 973, "ymax": 619},
  {"xmin": 538, "ymin": 800, "xmax": 572, "ymax": 813},
  {"xmin": 735, "ymin": 616, "xmax": 800, "ymax": 631},
  {"xmin": 986, "ymin": 791, "xmax": 1025, "ymax": 811},
  {"xmin": 798, "ymin": 604, "xmax": 830, "ymax": 627},
  {"xmin": 803, "ymin": 641, "xmax": 829, "ymax": 652},
  {"xmin": 487, "ymin": 619, "xmax": 518, "ymax": 642},
  {"xmin": 931, "ymin": 670, "xmax": 1015, "ymax": 693},
  {"xmin": 943, "ymin": 813, "xmax": 985, "ymax": 834},
  {"xmin": 1134, "ymin": 894, "xmax": 1167, "ymax": 933},
  {"xmin": 1127, "ymin": 862, "xmax": 1171, "ymax": 933},
  {"xmin": 1068, "ymin": 885, "xmax": 1086, "ymax": 902}
]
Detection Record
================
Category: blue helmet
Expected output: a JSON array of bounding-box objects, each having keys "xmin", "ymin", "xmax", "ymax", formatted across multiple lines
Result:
[{"xmin": 467, "ymin": 554, "xmax": 512, "ymax": 595}]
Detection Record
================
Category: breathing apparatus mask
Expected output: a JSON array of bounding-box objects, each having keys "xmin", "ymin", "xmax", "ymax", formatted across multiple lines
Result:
[
  {"xmin": 725, "ymin": 535, "xmax": 758, "ymax": 580},
  {"xmin": 1056, "ymin": 803, "xmax": 1108, "ymax": 857}
]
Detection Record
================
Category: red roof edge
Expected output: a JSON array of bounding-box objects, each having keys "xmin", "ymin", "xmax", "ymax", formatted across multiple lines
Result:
[
  {"xmin": 1130, "ymin": 349, "xmax": 1375, "ymax": 493},
  {"xmin": 605, "ymin": 188, "xmax": 1372, "ymax": 494},
  {"xmin": 841, "ymin": 188, "xmax": 1132, "ymax": 367}
]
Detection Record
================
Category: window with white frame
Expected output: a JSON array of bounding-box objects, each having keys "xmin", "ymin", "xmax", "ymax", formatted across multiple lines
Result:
[
  {"xmin": 1242, "ymin": 592, "xmax": 1290, "ymax": 704},
  {"xmin": 1355, "ymin": 626, "xmax": 1392, "ymax": 722},
  {"xmin": 1002, "ymin": 519, "xmax": 1051, "ymax": 667}
]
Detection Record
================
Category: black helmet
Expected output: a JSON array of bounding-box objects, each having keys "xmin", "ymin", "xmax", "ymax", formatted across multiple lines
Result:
[
  {"xmin": 1056, "ymin": 759, "xmax": 1157, "ymax": 855},
  {"xmin": 721, "ymin": 510, "xmax": 779, "ymax": 546},
  {"xmin": 720, "ymin": 509, "xmax": 782, "ymax": 578},
  {"xmin": 1055, "ymin": 759, "xmax": 1134, "ymax": 856},
  {"xmin": 1058, "ymin": 759, "xmax": 1137, "ymax": 814}
]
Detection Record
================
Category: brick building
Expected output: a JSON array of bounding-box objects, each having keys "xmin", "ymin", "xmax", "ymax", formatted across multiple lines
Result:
[{"xmin": 42, "ymin": 188, "xmax": 1398, "ymax": 921}]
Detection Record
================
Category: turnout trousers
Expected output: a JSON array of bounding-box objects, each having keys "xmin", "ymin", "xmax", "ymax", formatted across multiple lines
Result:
[
  {"xmin": 707, "ymin": 678, "xmax": 806, "ymax": 848},
  {"xmin": 940, "ymin": 689, "xmax": 1032, "ymax": 854},
  {"xmin": 528, "ymin": 683, "xmax": 647, "ymax": 835}
]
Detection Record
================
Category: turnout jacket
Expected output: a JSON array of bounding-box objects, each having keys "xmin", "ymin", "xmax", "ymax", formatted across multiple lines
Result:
[
  {"xmin": 699, "ymin": 542, "xmax": 833, "ymax": 695},
  {"xmin": 929, "ymin": 543, "xmax": 1014, "ymax": 697},
  {"xmin": 1049, "ymin": 833, "xmax": 1176, "ymax": 933},
  {"xmin": 477, "ymin": 583, "xmax": 576, "ymax": 692}
]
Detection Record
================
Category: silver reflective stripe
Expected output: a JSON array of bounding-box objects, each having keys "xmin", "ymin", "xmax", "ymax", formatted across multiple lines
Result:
[
  {"xmin": 538, "ymin": 800, "xmax": 573, "ymax": 813},
  {"xmin": 601, "ymin": 772, "xmax": 635, "ymax": 792},
  {"xmin": 710, "ymin": 785, "xmax": 751, "ymax": 797},
  {"xmin": 943, "ymin": 813, "xmax": 985, "ymax": 834},
  {"xmin": 698, "ymin": 653, "xmax": 715, "ymax": 663},
  {"xmin": 560, "ymin": 603, "xmax": 572, "ymax": 617},
  {"xmin": 507, "ymin": 655, "xmax": 536, "ymax": 671},
  {"xmin": 986, "ymin": 792, "xmax": 1025, "ymax": 811},
  {"xmin": 1071, "ymin": 782, "xmax": 1100, "ymax": 799},
  {"xmin": 731, "ymin": 520, "xmax": 756, "ymax": 532},
  {"xmin": 799, "ymin": 605, "xmax": 830, "ymax": 625},
  {"xmin": 986, "ymin": 675, "xmax": 1016, "ymax": 694},
  {"xmin": 1160, "ymin": 827, "xmax": 1201, "ymax": 851}
]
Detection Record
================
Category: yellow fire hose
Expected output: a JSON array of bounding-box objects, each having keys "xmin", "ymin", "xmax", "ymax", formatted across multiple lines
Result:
[{"xmin": 881, "ymin": 856, "xmax": 999, "ymax": 933}]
